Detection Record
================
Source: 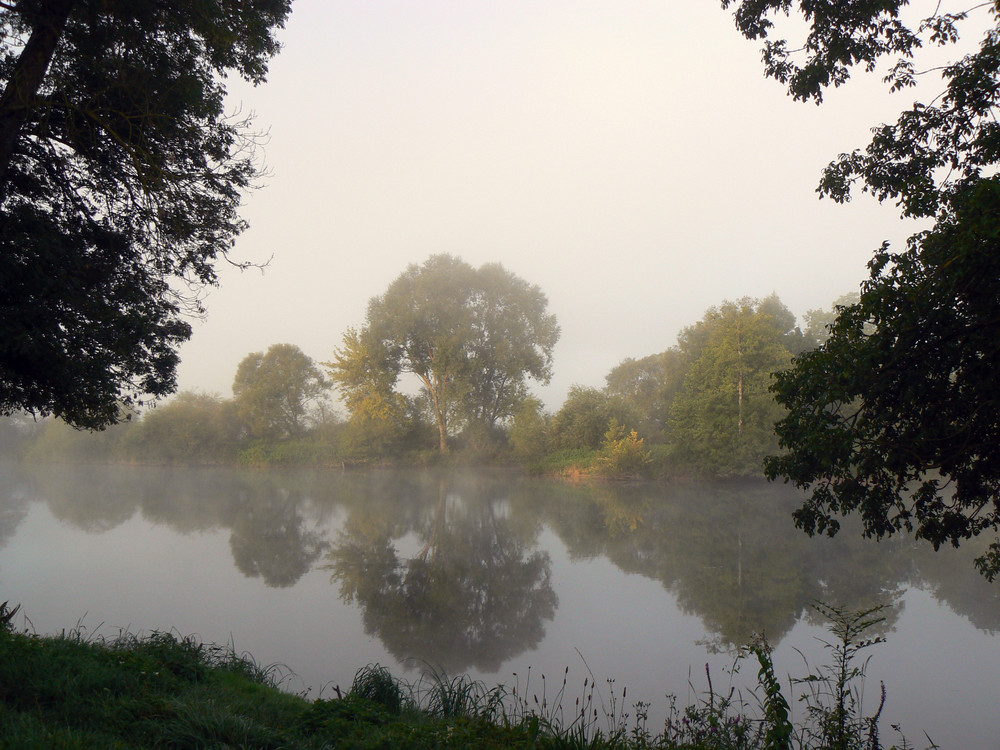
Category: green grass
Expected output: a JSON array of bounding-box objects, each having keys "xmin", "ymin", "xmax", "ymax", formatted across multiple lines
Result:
[{"xmin": 0, "ymin": 602, "xmax": 935, "ymax": 749}]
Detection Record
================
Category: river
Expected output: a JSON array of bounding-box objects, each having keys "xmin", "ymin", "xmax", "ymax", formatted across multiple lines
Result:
[{"xmin": 0, "ymin": 463, "xmax": 997, "ymax": 748}]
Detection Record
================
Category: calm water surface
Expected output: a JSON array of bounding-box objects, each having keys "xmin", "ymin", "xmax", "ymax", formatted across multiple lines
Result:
[{"xmin": 1, "ymin": 464, "xmax": 998, "ymax": 748}]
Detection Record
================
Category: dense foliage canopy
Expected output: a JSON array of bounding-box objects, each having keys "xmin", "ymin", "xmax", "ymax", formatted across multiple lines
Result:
[
  {"xmin": 723, "ymin": 0, "xmax": 1000, "ymax": 576},
  {"xmin": 233, "ymin": 344, "xmax": 328, "ymax": 440},
  {"xmin": 669, "ymin": 297, "xmax": 795, "ymax": 476},
  {"xmin": 328, "ymin": 255, "xmax": 559, "ymax": 454},
  {"xmin": 0, "ymin": 0, "xmax": 290, "ymax": 429}
]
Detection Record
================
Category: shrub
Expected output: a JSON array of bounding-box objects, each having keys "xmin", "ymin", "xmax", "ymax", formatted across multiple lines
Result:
[{"xmin": 593, "ymin": 421, "xmax": 651, "ymax": 476}]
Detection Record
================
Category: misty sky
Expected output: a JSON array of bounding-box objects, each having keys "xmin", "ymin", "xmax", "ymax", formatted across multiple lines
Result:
[{"xmin": 175, "ymin": 0, "xmax": 937, "ymax": 411}]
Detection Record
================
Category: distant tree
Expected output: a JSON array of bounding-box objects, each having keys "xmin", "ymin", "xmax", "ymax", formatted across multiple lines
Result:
[
  {"xmin": 24, "ymin": 413, "xmax": 132, "ymax": 462},
  {"xmin": 507, "ymin": 396, "xmax": 551, "ymax": 460},
  {"xmin": 232, "ymin": 344, "xmax": 328, "ymax": 440},
  {"xmin": 550, "ymin": 386, "xmax": 642, "ymax": 451},
  {"xmin": 462, "ymin": 262, "xmax": 560, "ymax": 428},
  {"xmin": 331, "ymin": 255, "xmax": 558, "ymax": 453},
  {"xmin": 125, "ymin": 391, "xmax": 241, "ymax": 463},
  {"xmin": 669, "ymin": 298, "xmax": 792, "ymax": 476},
  {"xmin": 801, "ymin": 293, "xmax": 861, "ymax": 349},
  {"xmin": 0, "ymin": 414, "xmax": 37, "ymax": 458},
  {"xmin": 758, "ymin": 293, "xmax": 810, "ymax": 355},
  {"xmin": 0, "ymin": 1, "xmax": 291, "ymax": 429},
  {"xmin": 605, "ymin": 349, "xmax": 688, "ymax": 443}
]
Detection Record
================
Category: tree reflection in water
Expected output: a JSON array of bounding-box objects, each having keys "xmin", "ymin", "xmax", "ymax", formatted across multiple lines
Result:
[
  {"xmin": 536, "ymin": 479, "xmax": 908, "ymax": 651},
  {"xmin": 3, "ymin": 464, "xmax": 999, "ymax": 659},
  {"xmin": 327, "ymin": 477, "xmax": 557, "ymax": 673},
  {"xmin": 228, "ymin": 482, "xmax": 328, "ymax": 588},
  {"xmin": 12, "ymin": 465, "xmax": 332, "ymax": 589}
]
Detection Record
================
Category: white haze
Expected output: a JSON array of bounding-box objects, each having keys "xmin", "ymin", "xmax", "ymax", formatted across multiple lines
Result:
[{"xmin": 175, "ymin": 0, "xmax": 938, "ymax": 411}]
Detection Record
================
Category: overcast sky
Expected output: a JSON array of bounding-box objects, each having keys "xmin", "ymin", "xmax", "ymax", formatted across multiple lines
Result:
[{"xmin": 175, "ymin": 0, "xmax": 936, "ymax": 411}]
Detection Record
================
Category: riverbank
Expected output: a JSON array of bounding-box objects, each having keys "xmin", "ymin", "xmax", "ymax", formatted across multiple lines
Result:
[
  {"xmin": 0, "ymin": 622, "xmax": 529, "ymax": 749},
  {"xmin": 0, "ymin": 603, "xmax": 924, "ymax": 750}
]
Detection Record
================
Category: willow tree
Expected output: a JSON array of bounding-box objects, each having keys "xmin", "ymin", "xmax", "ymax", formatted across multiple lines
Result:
[{"xmin": 329, "ymin": 255, "xmax": 559, "ymax": 453}]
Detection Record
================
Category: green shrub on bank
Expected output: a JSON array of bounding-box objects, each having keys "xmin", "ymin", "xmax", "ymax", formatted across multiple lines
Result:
[
  {"xmin": 236, "ymin": 439, "xmax": 337, "ymax": 467},
  {"xmin": 593, "ymin": 420, "xmax": 652, "ymax": 477}
]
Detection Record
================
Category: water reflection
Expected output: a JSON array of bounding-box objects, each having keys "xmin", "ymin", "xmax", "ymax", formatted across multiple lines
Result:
[
  {"xmin": 1, "ymin": 463, "xmax": 997, "ymax": 659},
  {"xmin": 8, "ymin": 464, "xmax": 333, "ymax": 588},
  {"xmin": 326, "ymin": 476, "xmax": 557, "ymax": 672},
  {"xmin": 0, "ymin": 464, "xmax": 30, "ymax": 550},
  {"xmin": 914, "ymin": 536, "xmax": 1000, "ymax": 634},
  {"xmin": 535, "ymin": 479, "xmax": 908, "ymax": 649},
  {"xmin": 228, "ymin": 482, "xmax": 328, "ymax": 588}
]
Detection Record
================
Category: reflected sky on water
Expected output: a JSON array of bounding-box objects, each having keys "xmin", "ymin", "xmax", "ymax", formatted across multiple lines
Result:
[{"xmin": 0, "ymin": 463, "xmax": 997, "ymax": 748}]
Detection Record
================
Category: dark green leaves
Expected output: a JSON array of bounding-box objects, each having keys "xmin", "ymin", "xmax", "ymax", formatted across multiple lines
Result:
[
  {"xmin": 724, "ymin": 0, "xmax": 920, "ymax": 102},
  {"xmin": 767, "ymin": 180, "xmax": 1000, "ymax": 579},
  {"xmin": 725, "ymin": 1, "xmax": 1000, "ymax": 577},
  {"xmin": 0, "ymin": 1, "xmax": 291, "ymax": 428}
]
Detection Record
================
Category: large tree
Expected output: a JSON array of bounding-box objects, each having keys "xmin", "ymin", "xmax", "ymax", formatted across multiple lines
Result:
[
  {"xmin": 722, "ymin": 1, "xmax": 1000, "ymax": 576},
  {"xmin": 669, "ymin": 297, "xmax": 792, "ymax": 476},
  {"xmin": 0, "ymin": 1, "xmax": 291, "ymax": 429},
  {"xmin": 329, "ymin": 254, "xmax": 559, "ymax": 453},
  {"xmin": 233, "ymin": 344, "xmax": 328, "ymax": 440}
]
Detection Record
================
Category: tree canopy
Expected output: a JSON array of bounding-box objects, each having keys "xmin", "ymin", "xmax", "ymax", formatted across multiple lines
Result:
[
  {"xmin": 669, "ymin": 297, "xmax": 793, "ymax": 476},
  {"xmin": 604, "ymin": 350, "xmax": 687, "ymax": 443},
  {"xmin": 723, "ymin": 1, "xmax": 1000, "ymax": 575},
  {"xmin": 233, "ymin": 344, "xmax": 328, "ymax": 440},
  {"xmin": 328, "ymin": 255, "xmax": 559, "ymax": 454},
  {"xmin": 0, "ymin": 0, "xmax": 291, "ymax": 429}
]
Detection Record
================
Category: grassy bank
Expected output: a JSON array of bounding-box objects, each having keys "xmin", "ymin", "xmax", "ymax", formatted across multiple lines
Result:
[{"xmin": 0, "ymin": 603, "xmax": 931, "ymax": 749}]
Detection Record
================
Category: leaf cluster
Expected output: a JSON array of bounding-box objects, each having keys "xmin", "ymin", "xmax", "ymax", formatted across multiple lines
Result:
[{"xmin": 726, "ymin": 1, "xmax": 1000, "ymax": 575}]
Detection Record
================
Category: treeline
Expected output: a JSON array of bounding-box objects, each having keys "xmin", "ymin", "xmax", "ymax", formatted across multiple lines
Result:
[
  {"xmin": 1, "ymin": 254, "xmax": 855, "ymax": 478},
  {"xmin": 515, "ymin": 292, "xmax": 853, "ymax": 477}
]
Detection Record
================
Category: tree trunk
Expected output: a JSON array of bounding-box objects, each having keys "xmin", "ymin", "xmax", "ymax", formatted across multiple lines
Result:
[
  {"xmin": 0, "ymin": 0, "xmax": 77, "ymax": 196},
  {"xmin": 423, "ymin": 374, "xmax": 449, "ymax": 453}
]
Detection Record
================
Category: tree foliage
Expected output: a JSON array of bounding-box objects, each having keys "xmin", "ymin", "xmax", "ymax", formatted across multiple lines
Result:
[
  {"xmin": 125, "ymin": 391, "xmax": 241, "ymax": 463},
  {"xmin": 604, "ymin": 349, "xmax": 687, "ymax": 443},
  {"xmin": 549, "ymin": 385, "xmax": 642, "ymax": 451},
  {"xmin": 324, "ymin": 328, "xmax": 412, "ymax": 458},
  {"xmin": 507, "ymin": 396, "xmax": 551, "ymax": 460},
  {"xmin": 232, "ymin": 344, "xmax": 328, "ymax": 440},
  {"xmin": 0, "ymin": 0, "xmax": 291, "ymax": 429},
  {"xmin": 592, "ymin": 420, "xmax": 651, "ymax": 476},
  {"xmin": 669, "ymin": 298, "xmax": 793, "ymax": 476},
  {"xmin": 330, "ymin": 255, "xmax": 558, "ymax": 453},
  {"xmin": 724, "ymin": 0, "xmax": 1000, "ymax": 575},
  {"xmin": 768, "ymin": 182, "xmax": 1000, "ymax": 579}
]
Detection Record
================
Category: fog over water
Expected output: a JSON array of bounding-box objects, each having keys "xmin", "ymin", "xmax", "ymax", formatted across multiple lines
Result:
[
  {"xmin": 173, "ymin": 0, "xmax": 939, "ymax": 409},
  {"xmin": 2, "ymin": 464, "xmax": 999, "ymax": 748}
]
